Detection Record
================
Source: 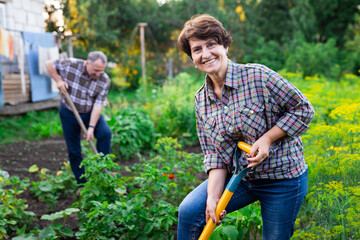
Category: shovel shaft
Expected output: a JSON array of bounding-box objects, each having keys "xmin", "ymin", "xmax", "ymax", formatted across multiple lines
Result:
[
  {"xmin": 63, "ymin": 92, "xmax": 98, "ymax": 154},
  {"xmin": 198, "ymin": 141, "xmax": 252, "ymax": 240},
  {"xmin": 198, "ymin": 189, "xmax": 233, "ymax": 240}
]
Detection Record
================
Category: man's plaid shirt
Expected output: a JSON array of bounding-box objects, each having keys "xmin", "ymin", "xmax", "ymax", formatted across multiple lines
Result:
[
  {"xmin": 53, "ymin": 58, "xmax": 110, "ymax": 113},
  {"xmin": 195, "ymin": 60, "xmax": 315, "ymax": 180}
]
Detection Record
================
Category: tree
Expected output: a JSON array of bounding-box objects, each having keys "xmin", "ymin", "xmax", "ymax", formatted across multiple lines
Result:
[{"xmin": 44, "ymin": 0, "xmax": 68, "ymax": 33}]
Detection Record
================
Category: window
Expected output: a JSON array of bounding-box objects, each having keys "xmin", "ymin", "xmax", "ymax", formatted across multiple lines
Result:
[{"xmin": 0, "ymin": 3, "xmax": 6, "ymax": 28}]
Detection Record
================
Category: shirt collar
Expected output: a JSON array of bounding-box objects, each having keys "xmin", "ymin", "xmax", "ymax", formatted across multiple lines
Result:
[{"xmin": 224, "ymin": 59, "xmax": 240, "ymax": 90}]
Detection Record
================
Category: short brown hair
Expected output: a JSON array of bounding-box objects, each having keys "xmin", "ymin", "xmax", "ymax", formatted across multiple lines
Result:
[{"xmin": 177, "ymin": 14, "xmax": 232, "ymax": 58}]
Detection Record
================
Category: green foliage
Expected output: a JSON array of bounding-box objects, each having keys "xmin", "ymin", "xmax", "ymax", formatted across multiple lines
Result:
[
  {"xmin": 14, "ymin": 208, "xmax": 80, "ymax": 240},
  {"xmin": 285, "ymin": 73, "xmax": 360, "ymax": 239},
  {"xmin": 210, "ymin": 204, "xmax": 262, "ymax": 240},
  {"xmin": 344, "ymin": 12, "xmax": 360, "ymax": 74},
  {"xmin": 29, "ymin": 163, "xmax": 77, "ymax": 210},
  {"xmin": 0, "ymin": 176, "xmax": 36, "ymax": 239},
  {"xmin": 73, "ymin": 138, "xmax": 203, "ymax": 239},
  {"xmin": 307, "ymin": 0, "xmax": 359, "ymax": 46},
  {"xmin": 243, "ymin": 37, "xmax": 285, "ymax": 71},
  {"xmin": 285, "ymin": 39, "xmax": 341, "ymax": 78},
  {"xmin": 0, "ymin": 110, "xmax": 62, "ymax": 145},
  {"xmin": 107, "ymin": 106, "xmax": 156, "ymax": 159},
  {"xmin": 143, "ymin": 72, "xmax": 202, "ymax": 145}
]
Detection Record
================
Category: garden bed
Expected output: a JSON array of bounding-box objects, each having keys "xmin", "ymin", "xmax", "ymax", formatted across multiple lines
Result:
[{"xmin": 0, "ymin": 136, "xmax": 204, "ymax": 239}]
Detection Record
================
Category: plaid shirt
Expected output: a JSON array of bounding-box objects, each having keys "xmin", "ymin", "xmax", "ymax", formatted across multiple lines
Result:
[
  {"xmin": 195, "ymin": 60, "xmax": 315, "ymax": 180},
  {"xmin": 53, "ymin": 58, "xmax": 110, "ymax": 113}
]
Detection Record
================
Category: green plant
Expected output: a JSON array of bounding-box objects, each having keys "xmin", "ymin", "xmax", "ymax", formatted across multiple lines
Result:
[
  {"xmin": 209, "ymin": 204, "xmax": 262, "ymax": 240},
  {"xmin": 142, "ymin": 72, "xmax": 202, "ymax": 145},
  {"xmin": 0, "ymin": 176, "xmax": 36, "ymax": 239},
  {"xmin": 28, "ymin": 162, "xmax": 77, "ymax": 210},
  {"xmin": 107, "ymin": 106, "xmax": 156, "ymax": 159},
  {"xmin": 73, "ymin": 138, "xmax": 204, "ymax": 239},
  {"xmin": 13, "ymin": 208, "xmax": 80, "ymax": 240}
]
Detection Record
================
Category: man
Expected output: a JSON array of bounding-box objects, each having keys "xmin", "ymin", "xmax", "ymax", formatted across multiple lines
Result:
[{"xmin": 45, "ymin": 51, "xmax": 112, "ymax": 186}]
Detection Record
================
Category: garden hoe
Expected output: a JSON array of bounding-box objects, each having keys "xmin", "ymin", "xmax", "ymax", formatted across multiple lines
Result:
[
  {"xmin": 198, "ymin": 141, "xmax": 252, "ymax": 240},
  {"xmin": 63, "ymin": 91, "xmax": 98, "ymax": 154}
]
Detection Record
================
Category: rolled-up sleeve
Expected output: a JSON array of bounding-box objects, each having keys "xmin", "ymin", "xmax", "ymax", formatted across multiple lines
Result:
[
  {"xmin": 195, "ymin": 97, "xmax": 227, "ymax": 173},
  {"xmin": 267, "ymin": 72, "xmax": 315, "ymax": 137},
  {"xmin": 94, "ymin": 77, "xmax": 110, "ymax": 106},
  {"xmin": 52, "ymin": 59, "xmax": 70, "ymax": 76}
]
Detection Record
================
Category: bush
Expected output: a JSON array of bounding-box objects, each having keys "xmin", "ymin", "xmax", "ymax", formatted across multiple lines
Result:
[
  {"xmin": 143, "ymin": 72, "xmax": 202, "ymax": 145},
  {"xmin": 285, "ymin": 38, "xmax": 341, "ymax": 79},
  {"xmin": 243, "ymin": 37, "xmax": 285, "ymax": 71},
  {"xmin": 107, "ymin": 106, "xmax": 156, "ymax": 159}
]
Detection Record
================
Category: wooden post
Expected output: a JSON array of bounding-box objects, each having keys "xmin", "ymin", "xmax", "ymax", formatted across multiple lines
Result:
[
  {"xmin": 67, "ymin": 36, "xmax": 74, "ymax": 58},
  {"xmin": 168, "ymin": 58, "xmax": 173, "ymax": 78},
  {"xmin": 137, "ymin": 23, "xmax": 147, "ymax": 93}
]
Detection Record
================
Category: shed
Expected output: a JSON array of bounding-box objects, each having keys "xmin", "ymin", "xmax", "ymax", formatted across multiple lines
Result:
[{"xmin": 0, "ymin": 0, "xmax": 63, "ymax": 115}]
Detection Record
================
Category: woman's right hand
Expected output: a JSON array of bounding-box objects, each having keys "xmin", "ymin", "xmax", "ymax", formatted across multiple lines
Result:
[
  {"xmin": 206, "ymin": 168, "xmax": 228, "ymax": 225},
  {"xmin": 206, "ymin": 196, "xmax": 226, "ymax": 225}
]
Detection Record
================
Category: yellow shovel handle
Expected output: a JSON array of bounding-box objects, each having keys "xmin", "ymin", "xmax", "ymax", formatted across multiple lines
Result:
[
  {"xmin": 198, "ymin": 189, "xmax": 234, "ymax": 240},
  {"xmin": 198, "ymin": 141, "xmax": 252, "ymax": 240},
  {"xmin": 237, "ymin": 141, "xmax": 252, "ymax": 154}
]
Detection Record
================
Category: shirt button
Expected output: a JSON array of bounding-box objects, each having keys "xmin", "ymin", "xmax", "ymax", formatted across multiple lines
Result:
[
  {"xmin": 224, "ymin": 106, "xmax": 229, "ymax": 111},
  {"xmin": 250, "ymin": 110, "xmax": 254, "ymax": 114},
  {"xmin": 229, "ymin": 127, "xmax": 233, "ymax": 131}
]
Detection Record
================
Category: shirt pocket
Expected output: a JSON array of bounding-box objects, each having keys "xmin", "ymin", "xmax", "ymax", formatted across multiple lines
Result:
[
  {"xmin": 203, "ymin": 117, "xmax": 224, "ymax": 149},
  {"xmin": 238, "ymin": 102, "xmax": 267, "ymax": 141}
]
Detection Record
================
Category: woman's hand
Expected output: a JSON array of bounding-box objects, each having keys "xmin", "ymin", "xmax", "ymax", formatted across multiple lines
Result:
[
  {"xmin": 247, "ymin": 125, "xmax": 287, "ymax": 168},
  {"xmin": 246, "ymin": 136, "xmax": 271, "ymax": 168},
  {"xmin": 206, "ymin": 169, "xmax": 228, "ymax": 225},
  {"xmin": 206, "ymin": 197, "xmax": 226, "ymax": 225}
]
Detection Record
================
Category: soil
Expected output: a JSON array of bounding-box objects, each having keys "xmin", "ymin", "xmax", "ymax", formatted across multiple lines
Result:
[{"xmin": 0, "ymin": 136, "xmax": 203, "ymax": 239}]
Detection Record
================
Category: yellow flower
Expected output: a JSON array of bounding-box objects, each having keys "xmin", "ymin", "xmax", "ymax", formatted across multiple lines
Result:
[
  {"xmin": 56, "ymin": 171, "xmax": 63, "ymax": 176},
  {"xmin": 235, "ymin": 5, "xmax": 246, "ymax": 22}
]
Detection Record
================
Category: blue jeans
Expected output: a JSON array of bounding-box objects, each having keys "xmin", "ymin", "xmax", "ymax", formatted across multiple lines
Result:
[
  {"xmin": 59, "ymin": 104, "xmax": 111, "ymax": 185},
  {"xmin": 177, "ymin": 170, "xmax": 308, "ymax": 240}
]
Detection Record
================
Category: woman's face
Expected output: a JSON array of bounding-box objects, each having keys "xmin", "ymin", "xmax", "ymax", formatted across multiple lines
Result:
[{"xmin": 189, "ymin": 37, "xmax": 228, "ymax": 77}]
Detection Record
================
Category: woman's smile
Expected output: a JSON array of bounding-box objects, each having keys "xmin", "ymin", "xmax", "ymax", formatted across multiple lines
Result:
[{"xmin": 189, "ymin": 38, "xmax": 228, "ymax": 77}]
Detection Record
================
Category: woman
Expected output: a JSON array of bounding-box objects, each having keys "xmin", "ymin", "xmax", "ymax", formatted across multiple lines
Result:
[{"xmin": 177, "ymin": 14, "xmax": 315, "ymax": 240}]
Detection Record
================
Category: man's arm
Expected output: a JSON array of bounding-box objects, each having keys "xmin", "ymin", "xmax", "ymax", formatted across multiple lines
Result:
[
  {"xmin": 45, "ymin": 60, "xmax": 68, "ymax": 94},
  {"xmin": 86, "ymin": 104, "xmax": 102, "ymax": 142}
]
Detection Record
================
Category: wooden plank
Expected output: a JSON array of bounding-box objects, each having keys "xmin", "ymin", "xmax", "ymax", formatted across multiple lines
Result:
[
  {"xmin": 1, "ymin": 73, "xmax": 31, "ymax": 104},
  {"xmin": 0, "ymin": 97, "xmax": 61, "ymax": 116}
]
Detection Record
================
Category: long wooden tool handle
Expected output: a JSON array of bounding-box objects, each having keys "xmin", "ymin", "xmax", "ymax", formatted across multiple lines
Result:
[
  {"xmin": 63, "ymin": 92, "xmax": 98, "ymax": 154},
  {"xmin": 198, "ymin": 141, "xmax": 252, "ymax": 240}
]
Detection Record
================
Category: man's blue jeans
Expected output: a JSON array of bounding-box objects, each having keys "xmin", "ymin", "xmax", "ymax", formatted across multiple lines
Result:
[
  {"xmin": 59, "ymin": 104, "xmax": 111, "ymax": 185},
  {"xmin": 177, "ymin": 170, "xmax": 308, "ymax": 240}
]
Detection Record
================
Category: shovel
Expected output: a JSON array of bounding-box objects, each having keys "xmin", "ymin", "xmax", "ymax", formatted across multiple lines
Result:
[
  {"xmin": 63, "ymin": 91, "xmax": 98, "ymax": 154},
  {"xmin": 198, "ymin": 141, "xmax": 252, "ymax": 240}
]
